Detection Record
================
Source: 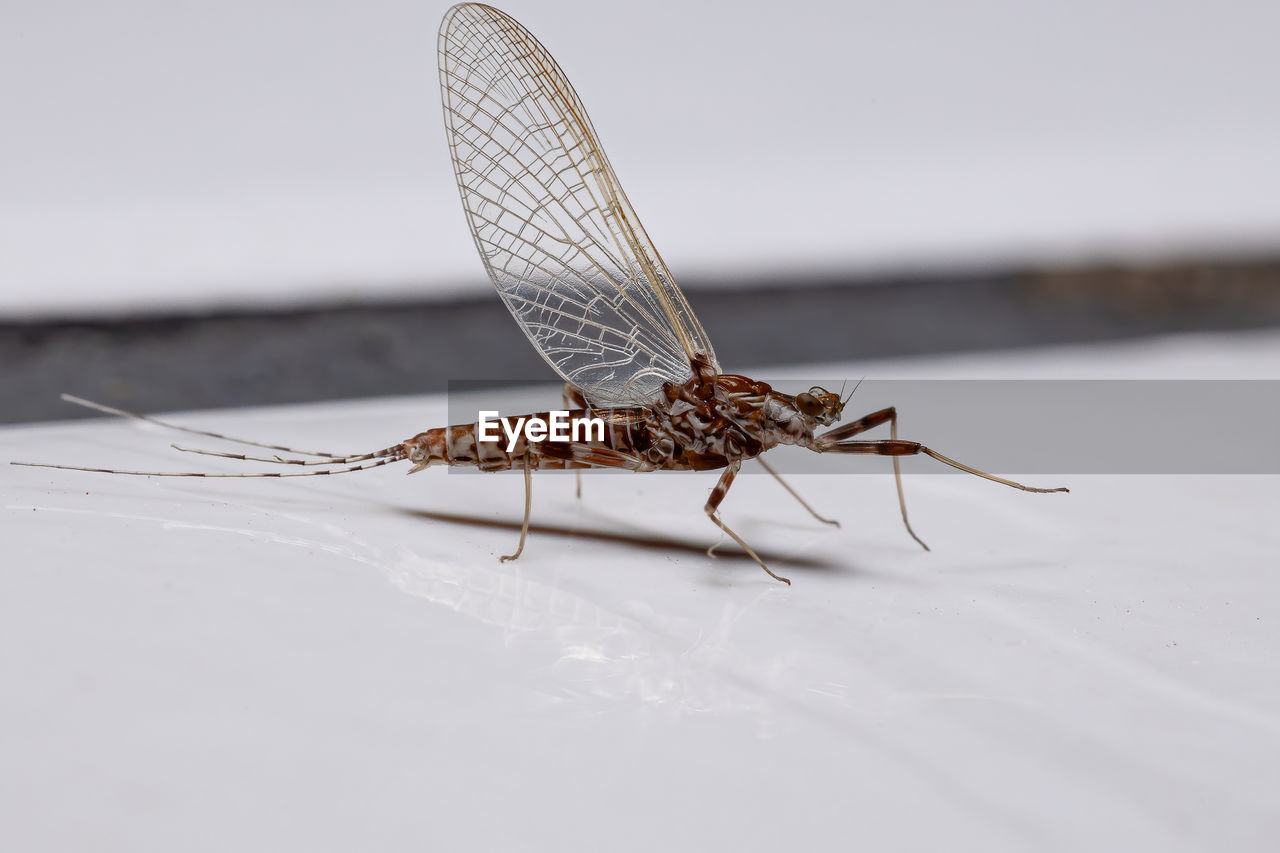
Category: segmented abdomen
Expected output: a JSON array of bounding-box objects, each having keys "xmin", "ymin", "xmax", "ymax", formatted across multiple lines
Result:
[{"xmin": 400, "ymin": 410, "xmax": 649, "ymax": 472}]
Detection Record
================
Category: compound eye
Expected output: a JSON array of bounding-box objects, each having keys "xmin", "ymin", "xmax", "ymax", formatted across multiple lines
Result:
[{"xmin": 795, "ymin": 392, "xmax": 823, "ymax": 416}]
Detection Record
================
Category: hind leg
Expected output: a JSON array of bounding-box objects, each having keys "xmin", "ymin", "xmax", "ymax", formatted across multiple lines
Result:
[{"xmin": 500, "ymin": 448, "xmax": 533, "ymax": 562}]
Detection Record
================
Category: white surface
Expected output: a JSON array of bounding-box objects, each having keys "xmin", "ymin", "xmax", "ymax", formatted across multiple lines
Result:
[
  {"xmin": 3, "ymin": 331, "xmax": 1279, "ymax": 850},
  {"xmin": 4, "ymin": 0, "xmax": 1280, "ymax": 317}
]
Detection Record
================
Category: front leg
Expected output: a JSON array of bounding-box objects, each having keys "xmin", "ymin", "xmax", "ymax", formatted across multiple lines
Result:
[
  {"xmin": 817, "ymin": 407, "xmax": 928, "ymax": 550},
  {"xmin": 705, "ymin": 462, "xmax": 791, "ymax": 585},
  {"xmin": 817, "ymin": 439, "xmax": 1068, "ymax": 495}
]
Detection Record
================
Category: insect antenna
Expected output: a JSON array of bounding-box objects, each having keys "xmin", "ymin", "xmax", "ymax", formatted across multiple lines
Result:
[
  {"xmin": 841, "ymin": 377, "xmax": 865, "ymax": 407},
  {"xmin": 58, "ymin": 394, "xmax": 358, "ymax": 459}
]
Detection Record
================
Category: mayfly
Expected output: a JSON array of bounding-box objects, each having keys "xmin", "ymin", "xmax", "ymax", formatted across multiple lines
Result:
[{"xmin": 14, "ymin": 3, "xmax": 1066, "ymax": 584}]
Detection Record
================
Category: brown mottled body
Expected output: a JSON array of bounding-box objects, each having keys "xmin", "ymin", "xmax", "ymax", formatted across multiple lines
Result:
[
  {"xmin": 400, "ymin": 358, "xmax": 835, "ymax": 478},
  {"xmin": 386, "ymin": 351, "xmax": 1064, "ymax": 584},
  {"xmin": 402, "ymin": 409, "xmax": 646, "ymax": 474},
  {"xmin": 392, "ymin": 355, "xmax": 870, "ymax": 584}
]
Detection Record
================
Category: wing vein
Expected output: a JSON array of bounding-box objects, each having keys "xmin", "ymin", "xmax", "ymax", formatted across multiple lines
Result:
[{"xmin": 438, "ymin": 4, "xmax": 720, "ymax": 405}]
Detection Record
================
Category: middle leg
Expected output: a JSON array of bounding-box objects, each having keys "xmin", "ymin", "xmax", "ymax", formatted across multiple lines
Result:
[{"xmin": 756, "ymin": 456, "xmax": 840, "ymax": 527}]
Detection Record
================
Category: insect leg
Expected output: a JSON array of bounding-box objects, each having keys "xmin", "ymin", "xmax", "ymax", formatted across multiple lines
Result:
[
  {"xmin": 704, "ymin": 462, "xmax": 791, "ymax": 585},
  {"xmin": 563, "ymin": 383, "xmax": 586, "ymax": 498},
  {"xmin": 817, "ymin": 406, "xmax": 898, "ymax": 442},
  {"xmin": 756, "ymin": 456, "xmax": 840, "ymax": 527},
  {"xmin": 817, "ymin": 407, "xmax": 927, "ymax": 550},
  {"xmin": 500, "ymin": 447, "xmax": 533, "ymax": 563},
  {"xmin": 819, "ymin": 439, "xmax": 1069, "ymax": 493}
]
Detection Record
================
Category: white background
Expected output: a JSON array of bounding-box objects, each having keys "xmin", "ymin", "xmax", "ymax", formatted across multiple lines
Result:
[
  {"xmin": 4, "ymin": 330, "xmax": 1278, "ymax": 849},
  {"xmin": 4, "ymin": 0, "xmax": 1279, "ymax": 317},
  {"xmin": 6, "ymin": 5, "xmax": 1278, "ymax": 846}
]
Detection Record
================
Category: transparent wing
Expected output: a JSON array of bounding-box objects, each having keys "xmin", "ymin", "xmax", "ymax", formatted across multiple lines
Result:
[{"xmin": 438, "ymin": 3, "xmax": 718, "ymax": 406}]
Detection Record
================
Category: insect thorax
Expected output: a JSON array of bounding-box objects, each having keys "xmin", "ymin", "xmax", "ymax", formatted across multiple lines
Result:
[{"xmin": 645, "ymin": 372, "xmax": 827, "ymax": 470}]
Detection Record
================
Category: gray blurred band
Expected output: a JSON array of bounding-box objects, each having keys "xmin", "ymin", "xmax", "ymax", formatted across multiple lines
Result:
[{"xmin": 446, "ymin": 380, "xmax": 1280, "ymax": 475}]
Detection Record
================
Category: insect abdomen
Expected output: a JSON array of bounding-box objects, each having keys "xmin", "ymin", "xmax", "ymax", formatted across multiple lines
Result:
[
  {"xmin": 401, "ymin": 411, "xmax": 648, "ymax": 473},
  {"xmin": 401, "ymin": 424, "xmax": 516, "ymax": 472}
]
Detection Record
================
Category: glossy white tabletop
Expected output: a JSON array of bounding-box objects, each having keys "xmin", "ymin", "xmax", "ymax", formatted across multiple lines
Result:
[{"xmin": 3, "ymin": 332, "xmax": 1278, "ymax": 851}]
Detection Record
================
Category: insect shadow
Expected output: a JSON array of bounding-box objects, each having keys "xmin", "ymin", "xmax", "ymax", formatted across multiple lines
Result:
[{"xmin": 392, "ymin": 506, "xmax": 840, "ymax": 573}]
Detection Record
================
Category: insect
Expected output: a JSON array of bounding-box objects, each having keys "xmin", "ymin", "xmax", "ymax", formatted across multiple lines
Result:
[{"xmin": 14, "ymin": 3, "xmax": 1066, "ymax": 584}]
